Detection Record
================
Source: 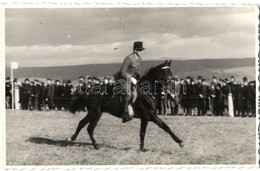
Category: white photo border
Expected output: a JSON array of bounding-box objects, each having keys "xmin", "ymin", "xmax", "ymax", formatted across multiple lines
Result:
[{"xmin": 0, "ymin": 0, "xmax": 259, "ymax": 170}]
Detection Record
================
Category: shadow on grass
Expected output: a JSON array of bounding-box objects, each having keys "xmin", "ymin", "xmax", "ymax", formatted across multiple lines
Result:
[{"xmin": 26, "ymin": 137, "xmax": 131, "ymax": 151}]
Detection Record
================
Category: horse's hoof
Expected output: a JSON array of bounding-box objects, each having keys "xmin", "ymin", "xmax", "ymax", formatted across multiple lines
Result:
[
  {"xmin": 67, "ymin": 136, "xmax": 76, "ymax": 142},
  {"xmin": 140, "ymin": 148, "xmax": 149, "ymax": 152},
  {"xmin": 179, "ymin": 142, "xmax": 184, "ymax": 148},
  {"xmin": 94, "ymin": 145, "xmax": 100, "ymax": 150}
]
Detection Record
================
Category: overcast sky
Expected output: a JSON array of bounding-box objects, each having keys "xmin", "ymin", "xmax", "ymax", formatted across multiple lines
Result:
[{"xmin": 5, "ymin": 7, "xmax": 256, "ymax": 67}]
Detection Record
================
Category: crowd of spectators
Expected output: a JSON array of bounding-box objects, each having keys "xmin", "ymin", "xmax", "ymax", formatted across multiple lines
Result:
[
  {"xmin": 159, "ymin": 75, "xmax": 256, "ymax": 117},
  {"xmin": 5, "ymin": 75, "xmax": 256, "ymax": 118},
  {"xmin": 5, "ymin": 77, "xmax": 74, "ymax": 111}
]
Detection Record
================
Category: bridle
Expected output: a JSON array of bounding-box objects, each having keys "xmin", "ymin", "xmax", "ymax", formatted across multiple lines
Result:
[{"xmin": 148, "ymin": 65, "xmax": 172, "ymax": 101}]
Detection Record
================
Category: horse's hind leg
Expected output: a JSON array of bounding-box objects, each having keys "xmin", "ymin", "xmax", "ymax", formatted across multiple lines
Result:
[
  {"xmin": 151, "ymin": 115, "xmax": 184, "ymax": 147},
  {"xmin": 140, "ymin": 119, "xmax": 148, "ymax": 152},
  {"xmin": 68, "ymin": 113, "xmax": 93, "ymax": 141},
  {"xmin": 87, "ymin": 110, "xmax": 102, "ymax": 149}
]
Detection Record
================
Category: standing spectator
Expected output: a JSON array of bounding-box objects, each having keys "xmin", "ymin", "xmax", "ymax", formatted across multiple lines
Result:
[
  {"xmin": 54, "ymin": 80, "xmax": 62, "ymax": 110},
  {"xmin": 197, "ymin": 76, "xmax": 203, "ymax": 90},
  {"xmin": 102, "ymin": 77, "xmax": 114, "ymax": 96},
  {"xmin": 190, "ymin": 78, "xmax": 200, "ymax": 116},
  {"xmin": 38, "ymin": 82, "xmax": 46, "ymax": 111},
  {"xmin": 108, "ymin": 77, "xmax": 114, "ymax": 85},
  {"xmin": 232, "ymin": 81, "xmax": 240, "ymax": 117},
  {"xmin": 167, "ymin": 77, "xmax": 180, "ymax": 115},
  {"xmin": 249, "ymin": 81, "xmax": 256, "ymax": 117},
  {"xmin": 228, "ymin": 76, "xmax": 236, "ymax": 94},
  {"xmin": 5, "ymin": 77, "xmax": 12, "ymax": 109},
  {"xmin": 237, "ymin": 82, "xmax": 243, "ymax": 117},
  {"xmin": 197, "ymin": 76, "xmax": 203, "ymax": 86},
  {"xmin": 20, "ymin": 78, "xmax": 31, "ymax": 110},
  {"xmin": 33, "ymin": 79, "xmax": 41, "ymax": 111},
  {"xmin": 60, "ymin": 80, "xmax": 67, "ymax": 110},
  {"xmin": 76, "ymin": 76, "xmax": 87, "ymax": 95},
  {"xmin": 229, "ymin": 76, "xmax": 237, "ymax": 116},
  {"xmin": 199, "ymin": 79, "xmax": 209, "ymax": 116},
  {"xmin": 28, "ymin": 81, "xmax": 34, "ymax": 110},
  {"xmin": 221, "ymin": 79, "xmax": 231, "ymax": 115},
  {"xmin": 46, "ymin": 78, "xmax": 55, "ymax": 111},
  {"xmin": 240, "ymin": 77, "xmax": 254, "ymax": 117},
  {"xmin": 214, "ymin": 84, "xmax": 224, "ymax": 116},
  {"xmin": 230, "ymin": 76, "xmax": 235, "ymax": 83},
  {"xmin": 209, "ymin": 84, "xmax": 216, "ymax": 116},
  {"xmin": 218, "ymin": 79, "xmax": 224, "ymax": 87},
  {"xmin": 173, "ymin": 76, "xmax": 181, "ymax": 115},
  {"xmin": 102, "ymin": 77, "xmax": 109, "ymax": 95},
  {"xmin": 179, "ymin": 78, "xmax": 186, "ymax": 115},
  {"xmin": 65, "ymin": 80, "xmax": 74, "ymax": 110},
  {"xmin": 183, "ymin": 76, "xmax": 192, "ymax": 115},
  {"xmin": 157, "ymin": 87, "xmax": 167, "ymax": 115},
  {"xmin": 211, "ymin": 76, "xmax": 218, "ymax": 86}
]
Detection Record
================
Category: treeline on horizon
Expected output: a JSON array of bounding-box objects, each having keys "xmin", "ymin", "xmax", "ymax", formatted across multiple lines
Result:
[{"xmin": 5, "ymin": 58, "xmax": 255, "ymax": 81}]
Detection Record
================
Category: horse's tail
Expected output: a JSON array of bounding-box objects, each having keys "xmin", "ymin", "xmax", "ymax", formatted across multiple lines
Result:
[{"xmin": 69, "ymin": 95, "xmax": 87, "ymax": 114}]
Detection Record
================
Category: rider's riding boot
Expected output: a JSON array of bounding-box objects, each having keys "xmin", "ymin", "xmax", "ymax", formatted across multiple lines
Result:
[
  {"xmin": 122, "ymin": 110, "xmax": 133, "ymax": 123},
  {"xmin": 122, "ymin": 95, "xmax": 133, "ymax": 123}
]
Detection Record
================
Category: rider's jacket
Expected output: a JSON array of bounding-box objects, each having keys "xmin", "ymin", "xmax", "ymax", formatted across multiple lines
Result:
[{"xmin": 114, "ymin": 52, "xmax": 142, "ymax": 80}]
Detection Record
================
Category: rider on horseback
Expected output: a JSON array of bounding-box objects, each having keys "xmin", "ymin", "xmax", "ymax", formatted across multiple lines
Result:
[{"xmin": 114, "ymin": 41, "xmax": 145, "ymax": 123}]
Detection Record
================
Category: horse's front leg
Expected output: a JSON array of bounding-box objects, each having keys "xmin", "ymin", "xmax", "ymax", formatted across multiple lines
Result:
[
  {"xmin": 151, "ymin": 115, "xmax": 184, "ymax": 147},
  {"xmin": 68, "ymin": 113, "xmax": 93, "ymax": 141},
  {"xmin": 140, "ymin": 119, "xmax": 148, "ymax": 152},
  {"xmin": 87, "ymin": 109, "xmax": 102, "ymax": 150}
]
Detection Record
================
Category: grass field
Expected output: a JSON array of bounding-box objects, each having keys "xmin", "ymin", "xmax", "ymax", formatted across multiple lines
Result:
[{"xmin": 5, "ymin": 109, "xmax": 256, "ymax": 165}]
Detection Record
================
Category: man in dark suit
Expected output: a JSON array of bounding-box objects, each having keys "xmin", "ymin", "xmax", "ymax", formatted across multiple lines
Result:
[
  {"xmin": 54, "ymin": 80, "xmax": 62, "ymax": 110},
  {"xmin": 185, "ymin": 76, "xmax": 192, "ymax": 115},
  {"xmin": 157, "ymin": 87, "xmax": 167, "ymax": 115},
  {"xmin": 190, "ymin": 78, "xmax": 199, "ymax": 116},
  {"xmin": 114, "ymin": 41, "xmax": 144, "ymax": 123},
  {"xmin": 39, "ymin": 82, "xmax": 46, "ymax": 111},
  {"xmin": 33, "ymin": 79, "xmax": 41, "ymax": 111},
  {"xmin": 179, "ymin": 78, "xmax": 186, "ymax": 115},
  {"xmin": 167, "ymin": 77, "xmax": 180, "ymax": 115},
  {"xmin": 46, "ymin": 78, "xmax": 55, "ymax": 111},
  {"xmin": 28, "ymin": 81, "xmax": 35, "ymax": 110},
  {"xmin": 60, "ymin": 80, "xmax": 68, "ymax": 110},
  {"xmin": 75, "ymin": 76, "xmax": 87, "ymax": 96},
  {"xmin": 65, "ymin": 80, "xmax": 73, "ymax": 110},
  {"xmin": 196, "ymin": 76, "xmax": 203, "ymax": 115},
  {"xmin": 240, "ymin": 77, "xmax": 254, "ymax": 117},
  {"xmin": 180, "ymin": 77, "xmax": 191, "ymax": 115},
  {"xmin": 211, "ymin": 76, "xmax": 218, "ymax": 86},
  {"xmin": 221, "ymin": 79, "xmax": 231, "ymax": 115},
  {"xmin": 20, "ymin": 78, "xmax": 31, "ymax": 110},
  {"xmin": 199, "ymin": 79, "xmax": 209, "ymax": 116},
  {"xmin": 5, "ymin": 77, "xmax": 12, "ymax": 109},
  {"xmin": 214, "ymin": 83, "xmax": 224, "ymax": 116},
  {"xmin": 209, "ymin": 84, "xmax": 216, "ymax": 116}
]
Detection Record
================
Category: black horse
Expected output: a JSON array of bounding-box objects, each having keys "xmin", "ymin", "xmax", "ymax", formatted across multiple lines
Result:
[{"xmin": 68, "ymin": 60, "xmax": 184, "ymax": 151}]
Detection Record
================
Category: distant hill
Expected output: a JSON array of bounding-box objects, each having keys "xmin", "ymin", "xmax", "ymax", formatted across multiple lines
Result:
[{"xmin": 5, "ymin": 58, "xmax": 256, "ymax": 81}]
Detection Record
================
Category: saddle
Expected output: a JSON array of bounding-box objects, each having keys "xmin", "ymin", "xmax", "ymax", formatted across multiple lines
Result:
[{"xmin": 118, "ymin": 88, "xmax": 137, "ymax": 104}]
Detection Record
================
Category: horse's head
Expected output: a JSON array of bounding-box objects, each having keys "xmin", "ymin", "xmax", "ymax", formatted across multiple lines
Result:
[
  {"xmin": 139, "ymin": 60, "xmax": 173, "ymax": 96},
  {"xmin": 158, "ymin": 60, "xmax": 173, "ymax": 83}
]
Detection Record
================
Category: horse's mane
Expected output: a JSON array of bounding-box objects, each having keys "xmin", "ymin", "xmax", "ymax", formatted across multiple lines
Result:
[{"xmin": 140, "ymin": 64, "xmax": 164, "ymax": 82}]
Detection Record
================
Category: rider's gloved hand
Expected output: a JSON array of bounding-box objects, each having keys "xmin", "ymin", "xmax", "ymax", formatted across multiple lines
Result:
[
  {"xmin": 136, "ymin": 74, "xmax": 142, "ymax": 80},
  {"xmin": 131, "ymin": 77, "xmax": 137, "ymax": 85}
]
